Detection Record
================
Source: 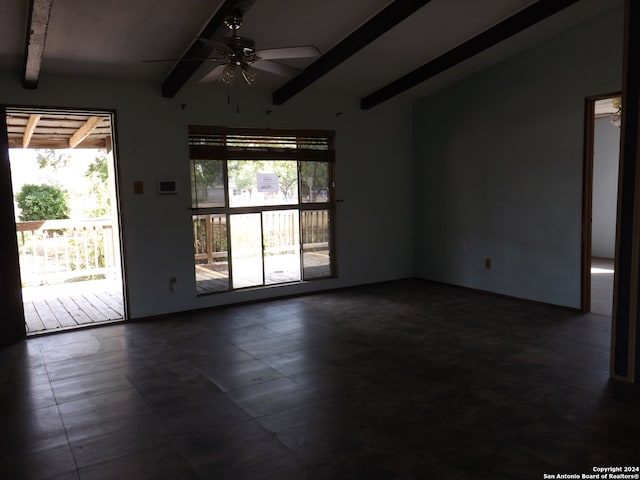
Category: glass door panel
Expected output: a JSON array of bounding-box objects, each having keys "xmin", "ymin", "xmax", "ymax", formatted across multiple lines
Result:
[
  {"xmin": 301, "ymin": 210, "xmax": 331, "ymax": 279},
  {"xmin": 263, "ymin": 210, "xmax": 300, "ymax": 285},
  {"xmin": 230, "ymin": 213, "xmax": 263, "ymax": 288},
  {"xmin": 193, "ymin": 214, "xmax": 229, "ymax": 294}
]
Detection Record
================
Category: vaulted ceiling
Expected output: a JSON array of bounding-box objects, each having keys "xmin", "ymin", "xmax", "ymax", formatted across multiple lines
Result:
[{"xmin": 0, "ymin": 0, "xmax": 622, "ymax": 109}]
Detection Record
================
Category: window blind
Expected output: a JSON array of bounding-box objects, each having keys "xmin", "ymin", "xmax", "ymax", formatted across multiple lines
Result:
[{"xmin": 188, "ymin": 126, "xmax": 333, "ymax": 161}]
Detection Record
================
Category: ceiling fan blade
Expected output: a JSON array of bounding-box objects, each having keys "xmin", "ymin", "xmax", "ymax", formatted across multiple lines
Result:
[
  {"xmin": 142, "ymin": 56, "xmax": 224, "ymax": 63},
  {"xmin": 255, "ymin": 46, "xmax": 320, "ymax": 60},
  {"xmin": 252, "ymin": 60, "xmax": 301, "ymax": 77},
  {"xmin": 198, "ymin": 38, "xmax": 234, "ymax": 54},
  {"xmin": 199, "ymin": 64, "xmax": 228, "ymax": 83}
]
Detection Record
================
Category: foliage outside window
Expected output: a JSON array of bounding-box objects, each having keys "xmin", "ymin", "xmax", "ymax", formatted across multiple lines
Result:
[
  {"xmin": 15, "ymin": 184, "xmax": 70, "ymax": 221},
  {"xmin": 189, "ymin": 126, "xmax": 335, "ymax": 294},
  {"xmin": 12, "ymin": 146, "xmax": 117, "ymax": 286}
]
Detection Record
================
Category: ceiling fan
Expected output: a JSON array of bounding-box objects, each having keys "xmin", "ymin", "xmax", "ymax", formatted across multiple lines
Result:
[
  {"xmin": 197, "ymin": 9, "xmax": 320, "ymax": 85},
  {"xmin": 146, "ymin": 3, "xmax": 320, "ymax": 86}
]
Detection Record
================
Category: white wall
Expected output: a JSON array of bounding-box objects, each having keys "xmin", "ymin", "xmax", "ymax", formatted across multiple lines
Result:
[
  {"xmin": 592, "ymin": 116, "xmax": 620, "ymax": 259},
  {"xmin": 0, "ymin": 74, "xmax": 414, "ymax": 318},
  {"xmin": 412, "ymin": 4, "xmax": 624, "ymax": 308}
]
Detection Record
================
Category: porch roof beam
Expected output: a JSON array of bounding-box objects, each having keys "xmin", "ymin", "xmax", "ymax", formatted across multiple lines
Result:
[
  {"xmin": 22, "ymin": 114, "xmax": 41, "ymax": 148},
  {"xmin": 69, "ymin": 116, "xmax": 102, "ymax": 148}
]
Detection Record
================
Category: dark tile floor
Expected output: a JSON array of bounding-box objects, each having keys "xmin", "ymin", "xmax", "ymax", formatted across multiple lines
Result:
[{"xmin": 1, "ymin": 279, "xmax": 639, "ymax": 479}]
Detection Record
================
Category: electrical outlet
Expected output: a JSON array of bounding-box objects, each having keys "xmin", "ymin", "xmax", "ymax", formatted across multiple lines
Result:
[
  {"xmin": 485, "ymin": 258, "xmax": 491, "ymax": 269},
  {"xmin": 169, "ymin": 277, "xmax": 177, "ymax": 292}
]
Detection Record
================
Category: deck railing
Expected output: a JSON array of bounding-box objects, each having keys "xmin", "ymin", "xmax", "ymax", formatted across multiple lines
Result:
[
  {"xmin": 16, "ymin": 219, "xmax": 118, "ymax": 286},
  {"xmin": 193, "ymin": 210, "xmax": 330, "ymax": 264}
]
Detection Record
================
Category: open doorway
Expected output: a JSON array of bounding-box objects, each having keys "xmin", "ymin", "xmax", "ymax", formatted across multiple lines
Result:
[
  {"xmin": 583, "ymin": 94, "xmax": 621, "ymax": 315},
  {"xmin": 5, "ymin": 107, "xmax": 126, "ymax": 334}
]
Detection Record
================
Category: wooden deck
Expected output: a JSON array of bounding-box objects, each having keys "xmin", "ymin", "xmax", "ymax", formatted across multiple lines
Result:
[
  {"xmin": 195, "ymin": 251, "xmax": 331, "ymax": 295},
  {"xmin": 22, "ymin": 280, "xmax": 124, "ymax": 334}
]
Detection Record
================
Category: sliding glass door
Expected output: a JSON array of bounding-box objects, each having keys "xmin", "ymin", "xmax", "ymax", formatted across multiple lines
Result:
[{"xmin": 189, "ymin": 126, "xmax": 335, "ymax": 294}]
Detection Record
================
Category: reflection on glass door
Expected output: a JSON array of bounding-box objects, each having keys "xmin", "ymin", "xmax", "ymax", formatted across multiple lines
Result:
[
  {"xmin": 193, "ymin": 213, "xmax": 229, "ymax": 294},
  {"xmin": 263, "ymin": 210, "xmax": 300, "ymax": 284},
  {"xmin": 230, "ymin": 213, "xmax": 263, "ymax": 289},
  {"xmin": 302, "ymin": 210, "xmax": 331, "ymax": 279}
]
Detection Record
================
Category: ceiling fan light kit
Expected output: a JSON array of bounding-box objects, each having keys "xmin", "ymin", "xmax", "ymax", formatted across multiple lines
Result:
[
  {"xmin": 220, "ymin": 64, "xmax": 237, "ymax": 84},
  {"xmin": 219, "ymin": 63, "xmax": 257, "ymax": 85}
]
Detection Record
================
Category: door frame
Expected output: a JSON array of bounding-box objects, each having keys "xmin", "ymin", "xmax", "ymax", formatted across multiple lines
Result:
[
  {"xmin": 2, "ymin": 104, "xmax": 129, "ymax": 334},
  {"xmin": 0, "ymin": 105, "xmax": 26, "ymax": 345},
  {"xmin": 581, "ymin": 92, "xmax": 622, "ymax": 313}
]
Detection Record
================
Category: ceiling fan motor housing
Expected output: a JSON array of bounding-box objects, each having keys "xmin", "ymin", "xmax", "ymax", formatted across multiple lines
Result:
[{"xmin": 229, "ymin": 36, "xmax": 256, "ymax": 64}]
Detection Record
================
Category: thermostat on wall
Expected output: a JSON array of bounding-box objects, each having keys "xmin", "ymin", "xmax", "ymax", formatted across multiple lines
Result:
[{"xmin": 158, "ymin": 180, "xmax": 177, "ymax": 194}]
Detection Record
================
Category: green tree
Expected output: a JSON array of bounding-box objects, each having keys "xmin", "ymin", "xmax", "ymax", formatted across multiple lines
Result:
[
  {"xmin": 83, "ymin": 152, "xmax": 110, "ymax": 217},
  {"xmin": 36, "ymin": 149, "xmax": 71, "ymax": 170},
  {"xmin": 271, "ymin": 161, "xmax": 298, "ymax": 200},
  {"xmin": 228, "ymin": 160, "xmax": 265, "ymax": 198},
  {"xmin": 15, "ymin": 184, "xmax": 70, "ymax": 221},
  {"xmin": 86, "ymin": 153, "xmax": 108, "ymax": 182},
  {"xmin": 300, "ymin": 162, "xmax": 329, "ymax": 201},
  {"xmin": 191, "ymin": 159, "xmax": 224, "ymax": 204},
  {"xmin": 192, "ymin": 160, "xmax": 223, "ymax": 188}
]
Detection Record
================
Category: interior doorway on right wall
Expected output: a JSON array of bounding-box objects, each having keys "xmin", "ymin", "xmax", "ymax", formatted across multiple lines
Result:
[{"xmin": 584, "ymin": 95, "xmax": 621, "ymax": 316}]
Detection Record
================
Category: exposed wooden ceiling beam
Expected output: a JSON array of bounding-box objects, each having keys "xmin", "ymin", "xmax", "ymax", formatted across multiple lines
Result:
[
  {"xmin": 22, "ymin": 114, "xmax": 41, "ymax": 148},
  {"xmin": 272, "ymin": 0, "xmax": 432, "ymax": 106},
  {"xmin": 69, "ymin": 116, "xmax": 102, "ymax": 148},
  {"xmin": 161, "ymin": 0, "xmax": 256, "ymax": 98},
  {"xmin": 360, "ymin": 0, "xmax": 581, "ymax": 110},
  {"xmin": 23, "ymin": 0, "xmax": 54, "ymax": 89}
]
